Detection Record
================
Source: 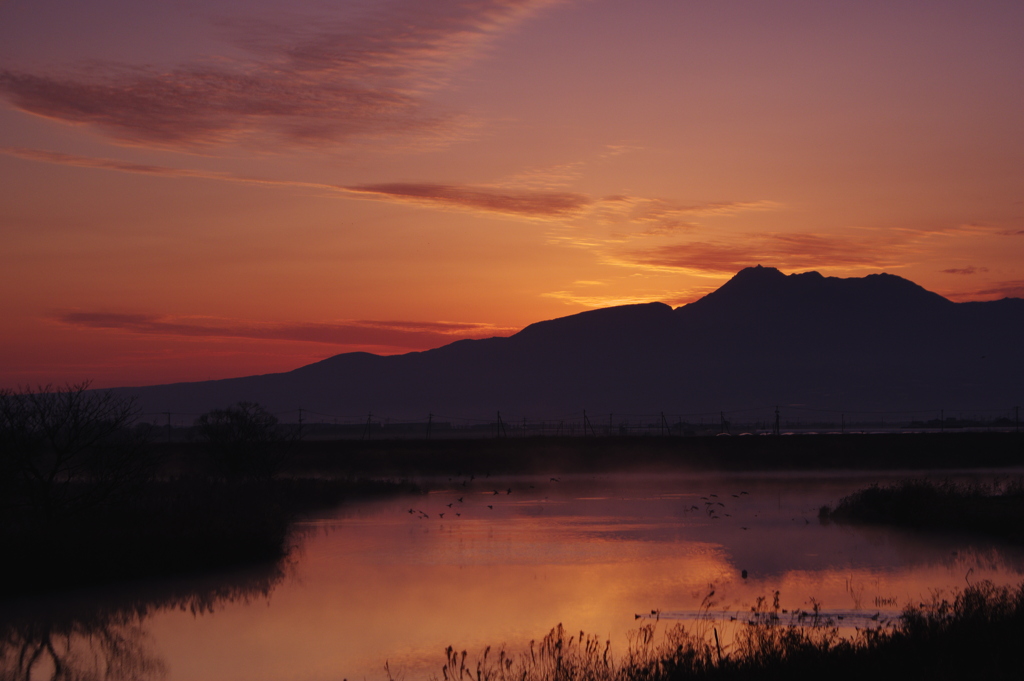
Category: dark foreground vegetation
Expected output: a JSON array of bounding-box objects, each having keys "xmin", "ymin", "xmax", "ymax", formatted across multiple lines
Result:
[
  {"xmin": 437, "ymin": 582, "xmax": 1024, "ymax": 681},
  {"xmin": 2, "ymin": 475, "xmax": 414, "ymax": 595},
  {"xmin": 819, "ymin": 479, "xmax": 1024, "ymax": 544},
  {"xmin": 0, "ymin": 384, "xmax": 416, "ymax": 597}
]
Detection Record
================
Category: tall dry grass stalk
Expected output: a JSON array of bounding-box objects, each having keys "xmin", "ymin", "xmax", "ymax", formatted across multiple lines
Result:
[{"xmin": 430, "ymin": 581, "xmax": 1024, "ymax": 681}]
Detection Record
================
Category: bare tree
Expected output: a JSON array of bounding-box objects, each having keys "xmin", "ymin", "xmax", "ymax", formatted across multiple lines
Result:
[{"xmin": 0, "ymin": 383, "xmax": 154, "ymax": 525}]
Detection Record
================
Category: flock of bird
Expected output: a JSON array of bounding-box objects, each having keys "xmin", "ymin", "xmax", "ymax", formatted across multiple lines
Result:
[
  {"xmin": 405, "ymin": 473, "xmax": 565, "ymax": 520},
  {"xmin": 404, "ymin": 476, "xmax": 768, "ymax": 535},
  {"xmin": 683, "ymin": 490, "xmax": 750, "ymax": 526}
]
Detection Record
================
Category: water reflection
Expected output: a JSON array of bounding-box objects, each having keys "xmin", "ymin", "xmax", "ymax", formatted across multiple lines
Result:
[
  {"xmin": 4, "ymin": 472, "xmax": 1023, "ymax": 681},
  {"xmin": 0, "ymin": 561, "xmax": 285, "ymax": 680},
  {"xmin": 0, "ymin": 608, "xmax": 164, "ymax": 681}
]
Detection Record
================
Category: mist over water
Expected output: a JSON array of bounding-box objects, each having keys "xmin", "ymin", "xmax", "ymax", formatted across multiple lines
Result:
[{"xmin": 6, "ymin": 470, "xmax": 1023, "ymax": 681}]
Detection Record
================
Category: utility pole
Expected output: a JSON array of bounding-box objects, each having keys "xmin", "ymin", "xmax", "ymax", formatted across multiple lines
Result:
[
  {"xmin": 426, "ymin": 412, "xmax": 432, "ymax": 440},
  {"xmin": 496, "ymin": 411, "xmax": 507, "ymax": 438},
  {"xmin": 165, "ymin": 412, "xmax": 172, "ymax": 442},
  {"xmin": 841, "ymin": 414, "xmax": 845, "ymax": 434},
  {"xmin": 362, "ymin": 412, "xmax": 373, "ymax": 440},
  {"xmin": 774, "ymin": 406, "xmax": 780, "ymax": 436},
  {"xmin": 583, "ymin": 409, "xmax": 596, "ymax": 437}
]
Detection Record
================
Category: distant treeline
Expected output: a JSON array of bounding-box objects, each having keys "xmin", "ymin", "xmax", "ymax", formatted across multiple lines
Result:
[
  {"xmin": 138, "ymin": 405, "xmax": 1024, "ymax": 442},
  {"xmin": 147, "ymin": 431, "xmax": 1024, "ymax": 480}
]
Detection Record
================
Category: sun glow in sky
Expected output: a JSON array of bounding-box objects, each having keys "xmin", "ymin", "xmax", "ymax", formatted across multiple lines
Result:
[{"xmin": 2, "ymin": 0, "xmax": 1023, "ymax": 387}]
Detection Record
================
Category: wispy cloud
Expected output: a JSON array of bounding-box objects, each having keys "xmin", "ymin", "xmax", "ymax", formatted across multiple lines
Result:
[
  {"xmin": 5, "ymin": 146, "xmax": 593, "ymax": 221},
  {"xmin": 591, "ymin": 196, "xmax": 780, "ymax": 236},
  {"xmin": 348, "ymin": 187, "xmax": 753, "ymax": 230},
  {"xmin": 541, "ymin": 289, "xmax": 709, "ymax": 308},
  {"xmin": 53, "ymin": 312, "xmax": 517, "ymax": 350},
  {"xmin": 541, "ymin": 291, "xmax": 668, "ymax": 307},
  {"xmin": 498, "ymin": 161, "xmax": 586, "ymax": 190},
  {"xmin": 616, "ymin": 233, "xmax": 909, "ymax": 275},
  {"xmin": 960, "ymin": 281, "xmax": 1024, "ymax": 300},
  {"xmin": 4, "ymin": 146, "xmax": 778, "ymax": 228},
  {"xmin": 599, "ymin": 143, "xmax": 644, "ymax": 159},
  {"xmin": 942, "ymin": 266, "xmax": 988, "ymax": 275},
  {"xmin": 945, "ymin": 280, "xmax": 1024, "ymax": 302},
  {"xmin": 3, "ymin": 146, "xmax": 590, "ymax": 219},
  {"xmin": 0, "ymin": 0, "xmax": 557, "ymax": 148},
  {"xmin": 0, "ymin": 146, "xmax": 363, "ymax": 201},
  {"xmin": 2, "ymin": 147, "xmax": 238, "ymax": 180},
  {"xmin": 346, "ymin": 182, "xmax": 593, "ymax": 219}
]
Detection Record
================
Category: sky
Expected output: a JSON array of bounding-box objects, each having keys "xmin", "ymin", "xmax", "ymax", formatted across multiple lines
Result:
[{"xmin": 1, "ymin": 0, "xmax": 1023, "ymax": 388}]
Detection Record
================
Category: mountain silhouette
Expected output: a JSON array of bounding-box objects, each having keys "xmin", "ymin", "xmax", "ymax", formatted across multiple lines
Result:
[{"xmin": 120, "ymin": 267, "xmax": 1024, "ymax": 419}]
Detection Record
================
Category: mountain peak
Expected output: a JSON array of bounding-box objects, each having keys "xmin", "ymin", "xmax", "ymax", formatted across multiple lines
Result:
[
  {"xmin": 719, "ymin": 265, "xmax": 786, "ymax": 292},
  {"xmin": 731, "ymin": 264, "xmax": 788, "ymax": 282},
  {"xmin": 691, "ymin": 266, "xmax": 804, "ymax": 308},
  {"xmin": 681, "ymin": 267, "xmax": 951, "ymax": 318}
]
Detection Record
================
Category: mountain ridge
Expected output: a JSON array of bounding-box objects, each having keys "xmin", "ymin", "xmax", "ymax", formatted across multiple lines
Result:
[{"xmin": 115, "ymin": 267, "xmax": 1024, "ymax": 418}]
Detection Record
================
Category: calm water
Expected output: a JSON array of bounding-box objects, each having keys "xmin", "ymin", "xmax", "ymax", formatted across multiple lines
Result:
[{"xmin": 6, "ymin": 470, "xmax": 1024, "ymax": 680}]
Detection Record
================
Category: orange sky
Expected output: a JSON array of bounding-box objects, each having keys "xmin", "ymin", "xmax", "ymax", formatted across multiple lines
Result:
[{"xmin": 2, "ymin": 0, "xmax": 1023, "ymax": 388}]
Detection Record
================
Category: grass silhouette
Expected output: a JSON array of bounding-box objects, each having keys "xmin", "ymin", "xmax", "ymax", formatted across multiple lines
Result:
[{"xmin": 432, "ymin": 582, "xmax": 1024, "ymax": 681}]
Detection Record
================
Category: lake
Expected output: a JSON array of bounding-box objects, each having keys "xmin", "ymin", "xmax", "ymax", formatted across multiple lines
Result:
[{"xmin": 5, "ymin": 469, "xmax": 1024, "ymax": 680}]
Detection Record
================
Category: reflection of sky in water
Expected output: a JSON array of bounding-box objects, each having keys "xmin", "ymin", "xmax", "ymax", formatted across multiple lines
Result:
[{"xmin": 133, "ymin": 471, "xmax": 1024, "ymax": 681}]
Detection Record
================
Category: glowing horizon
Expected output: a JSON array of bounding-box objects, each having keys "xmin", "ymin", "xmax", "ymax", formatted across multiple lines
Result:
[{"xmin": 2, "ymin": 0, "xmax": 1022, "ymax": 388}]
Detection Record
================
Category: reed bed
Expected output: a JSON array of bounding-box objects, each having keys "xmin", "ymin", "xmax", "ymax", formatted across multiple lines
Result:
[
  {"xmin": 819, "ymin": 478, "xmax": 1024, "ymax": 544},
  {"xmin": 432, "ymin": 581, "xmax": 1024, "ymax": 681}
]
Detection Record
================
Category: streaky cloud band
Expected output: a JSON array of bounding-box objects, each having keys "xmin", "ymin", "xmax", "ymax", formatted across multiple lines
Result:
[
  {"xmin": 0, "ymin": 0, "xmax": 558, "ymax": 149},
  {"xmin": 52, "ymin": 312, "xmax": 518, "ymax": 349}
]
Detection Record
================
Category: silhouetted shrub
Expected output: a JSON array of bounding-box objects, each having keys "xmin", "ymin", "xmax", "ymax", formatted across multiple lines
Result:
[
  {"xmin": 819, "ymin": 479, "xmax": 1024, "ymax": 543},
  {"xmin": 195, "ymin": 402, "xmax": 301, "ymax": 481}
]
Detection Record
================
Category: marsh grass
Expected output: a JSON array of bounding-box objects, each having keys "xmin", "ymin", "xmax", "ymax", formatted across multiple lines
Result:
[
  {"xmin": 818, "ymin": 478, "xmax": 1024, "ymax": 544},
  {"xmin": 432, "ymin": 582, "xmax": 1024, "ymax": 681}
]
